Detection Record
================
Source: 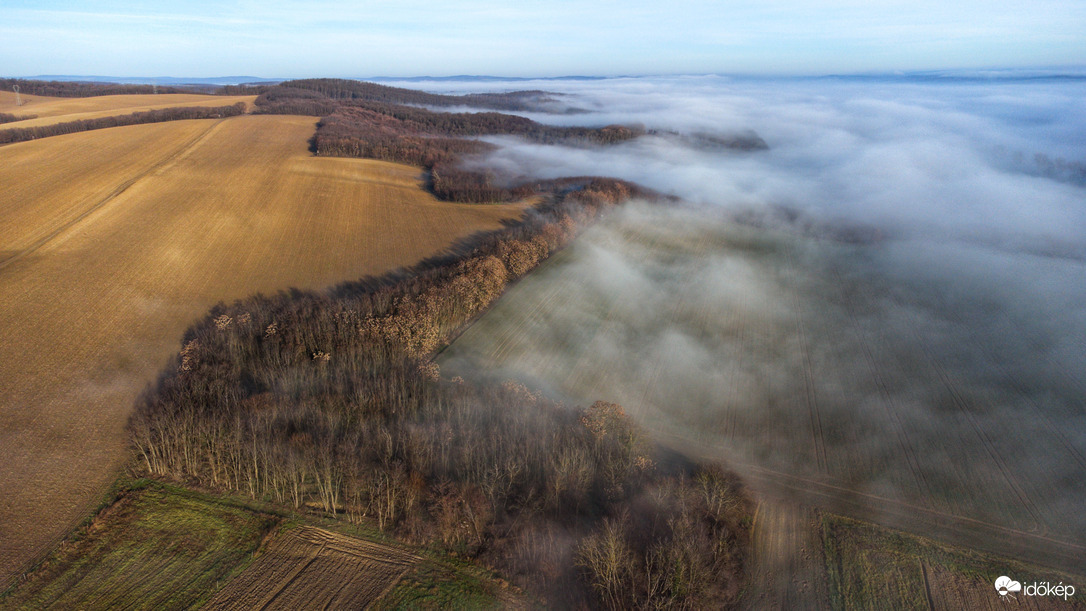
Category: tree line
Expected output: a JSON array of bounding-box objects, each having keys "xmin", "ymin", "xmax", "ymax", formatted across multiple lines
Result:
[
  {"xmin": 271, "ymin": 77, "xmax": 562, "ymax": 112},
  {"xmin": 0, "ymin": 112, "xmax": 35, "ymax": 124},
  {"xmin": 129, "ymin": 177, "xmax": 751, "ymax": 609},
  {"xmin": 0, "ymin": 103, "xmax": 247, "ymax": 146},
  {"xmin": 0, "ymin": 78, "xmax": 193, "ymax": 98},
  {"xmin": 251, "ymin": 82, "xmax": 643, "ymax": 203}
]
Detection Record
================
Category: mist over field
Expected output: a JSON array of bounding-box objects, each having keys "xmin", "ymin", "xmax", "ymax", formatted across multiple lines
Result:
[{"xmin": 435, "ymin": 75, "xmax": 1086, "ymax": 564}]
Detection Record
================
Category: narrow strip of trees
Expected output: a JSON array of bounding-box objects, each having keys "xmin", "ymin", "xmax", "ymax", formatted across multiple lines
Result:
[
  {"xmin": 0, "ymin": 78, "xmax": 190, "ymax": 97},
  {"xmin": 252, "ymin": 83, "xmax": 643, "ymax": 204},
  {"xmin": 0, "ymin": 112, "xmax": 35, "ymax": 124},
  {"xmin": 0, "ymin": 103, "xmax": 247, "ymax": 146},
  {"xmin": 129, "ymin": 177, "xmax": 750, "ymax": 609}
]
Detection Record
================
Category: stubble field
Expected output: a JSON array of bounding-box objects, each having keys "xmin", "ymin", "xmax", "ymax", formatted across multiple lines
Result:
[
  {"xmin": 0, "ymin": 113, "xmax": 527, "ymax": 587},
  {"xmin": 0, "ymin": 90, "xmax": 256, "ymax": 128}
]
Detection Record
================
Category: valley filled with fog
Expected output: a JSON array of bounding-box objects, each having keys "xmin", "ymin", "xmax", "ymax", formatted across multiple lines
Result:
[{"xmin": 434, "ymin": 74, "xmax": 1086, "ymax": 570}]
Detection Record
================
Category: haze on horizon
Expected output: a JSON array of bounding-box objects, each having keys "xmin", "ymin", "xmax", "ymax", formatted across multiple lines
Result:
[{"xmin": 2, "ymin": 0, "xmax": 1084, "ymax": 79}]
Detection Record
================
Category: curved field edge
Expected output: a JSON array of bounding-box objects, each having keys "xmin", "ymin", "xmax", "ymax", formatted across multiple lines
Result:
[
  {"xmin": 0, "ymin": 90, "xmax": 256, "ymax": 124},
  {"xmin": 0, "ymin": 102, "xmax": 248, "ymax": 146},
  {"xmin": 0, "ymin": 114, "xmax": 528, "ymax": 589},
  {"xmin": 3, "ymin": 79, "xmax": 757, "ymax": 606},
  {"xmin": 125, "ymin": 179, "xmax": 752, "ymax": 607},
  {"xmin": 0, "ymin": 480, "xmax": 509, "ymax": 610}
]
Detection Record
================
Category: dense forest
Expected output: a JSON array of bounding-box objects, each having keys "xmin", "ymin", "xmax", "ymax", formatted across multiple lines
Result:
[
  {"xmin": 268, "ymin": 77, "xmax": 575, "ymax": 112},
  {"xmin": 0, "ymin": 103, "xmax": 247, "ymax": 145},
  {"xmin": 130, "ymin": 176, "xmax": 751, "ymax": 608},
  {"xmin": 253, "ymin": 81, "xmax": 643, "ymax": 202}
]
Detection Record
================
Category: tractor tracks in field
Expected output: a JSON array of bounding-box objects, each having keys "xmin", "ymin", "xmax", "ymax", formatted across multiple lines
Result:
[
  {"xmin": 786, "ymin": 245, "xmax": 829, "ymax": 475},
  {"xmin": 0, "ymin": 118, "xmax": 227, "ymax": 274},
  {"xmin": 735, "ymin": 460, "xmax": 1086, "ymax": 571},
  {"xmin": 828, "ymin": 264, "xmax": 936, "ymax": 506}
]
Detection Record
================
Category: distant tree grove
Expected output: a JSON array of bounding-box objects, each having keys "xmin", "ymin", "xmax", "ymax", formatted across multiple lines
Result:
[
  {"xmin": 0, "ymin": 112, "xmax": 36, "ymax": 124},
  {"xmin": 129, "ymin": 174, "xmax": 751, "ymax": 608},
  {"xmin": 253, "ymin": 81, "xmax": 644, "ymax": 203},
  {"xmin": 0, "ymin": 78, "xmax": 191, "ymax": 97}
]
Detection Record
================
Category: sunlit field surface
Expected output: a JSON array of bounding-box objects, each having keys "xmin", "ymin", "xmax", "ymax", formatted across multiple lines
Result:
[
  {"xmin": 0, "ymin": 90, "xmax": 257, "ymax": 128},
  {"xmin": 0, "ymin": 114, "xmax": 526, "ymax": 586}
]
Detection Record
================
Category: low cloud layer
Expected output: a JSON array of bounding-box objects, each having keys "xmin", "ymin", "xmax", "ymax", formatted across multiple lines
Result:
[{"xmin": 433, "ymin": 76, "xmax": 1086, "ymax": 561}]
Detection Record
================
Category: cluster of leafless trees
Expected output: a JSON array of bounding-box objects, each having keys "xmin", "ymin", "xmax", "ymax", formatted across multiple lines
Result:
[
  {"xmin": 267, "ymin": 78, "xmax": 560, "ymax": 112},
  {"xmin": 0, "ymin": 78, "xmax": 191, "ymax": 97},
  {"xmin": 250, "ymin": 84, "xmax": 643, "ymax": 203},
  {"xmin": 1029, "ymin": 152, "xmax": 1086, "ymax": 186},
  {"xmin": 129, "ymin": 175, "xmax": 749, "ymax": 608},
  {"xmin": 0, "ymin": 103, "xmax": 247, "ymax": 145},
  {"xmin": 306, "ymin": 98, "xmax": 642, "ymax": 146},
  {"xmin": 0, "ymin": 112, "xmax": 35, "ymax": 124},
  {"xmin": 251, "ymin": 86, "xmax": 338, "ymax": 116}
]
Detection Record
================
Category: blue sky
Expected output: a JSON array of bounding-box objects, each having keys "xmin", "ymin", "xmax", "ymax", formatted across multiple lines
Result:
[{"xmin": 2, "ymin": 0, "xmax": 1084, "ymax": 77}]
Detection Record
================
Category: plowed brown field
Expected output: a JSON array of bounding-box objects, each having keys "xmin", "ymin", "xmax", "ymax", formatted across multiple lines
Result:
[
  {"xmin": 205, "ymin": 526, "xmax": 420, "ymax": 610},
  {"xmin": 0, "ymin": 114, "xmax": 527, "ymax": 587},
  {"xmin": 0, "ymin": 90, "xmax": 256, "ymax": 128}
]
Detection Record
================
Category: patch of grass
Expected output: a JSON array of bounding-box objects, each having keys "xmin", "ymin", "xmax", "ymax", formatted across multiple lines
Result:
[
  {"xmin": 821, "ymin": 514, "xmax": 1086, "ymax": 610},
  {"xmin": 821, "ymin": 516, "xmax": 927, "ymax": 610},
  {"xmin": 374, "ymin": 559, "xmax": 520, "ymax": 610},
  {"xmin": 2, "ymin": 479, "xmax": 520, "ymax": 610},
  {"xmin": 0, "ymin": 481, "xmax": 279, "ymax": 610}
]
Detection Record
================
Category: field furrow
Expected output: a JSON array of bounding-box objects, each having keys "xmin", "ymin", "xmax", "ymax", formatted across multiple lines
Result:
[{"xmin": 205, "ymin": 526, "xmax": 420, "ymax": 610}]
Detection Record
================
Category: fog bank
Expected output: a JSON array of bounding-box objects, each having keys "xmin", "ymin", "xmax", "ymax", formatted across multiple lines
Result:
[{"xmin": 433, "ymin": 75, "xmax": 1086, "ymax": 563}]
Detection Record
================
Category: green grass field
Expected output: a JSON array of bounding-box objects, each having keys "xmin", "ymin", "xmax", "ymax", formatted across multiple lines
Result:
[
  {"xmin": 374, "ymin": 560, "xmax": 520, "ymax": 610},
  {"xmin": 0, "ymin": 481, "xmax": 277, "ymax": 610},
  {"xmin": 1, "ymin": 480, "xmax": 512, "ymax": 610}
]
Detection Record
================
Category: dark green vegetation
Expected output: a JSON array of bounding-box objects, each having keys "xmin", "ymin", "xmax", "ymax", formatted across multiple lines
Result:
[
  {"xmin": 0, "ymin": 481, "xmax": 275, "ymax": 610},
  {"xmin": 822, "ymin": 515, "xmax": 1086, "ymax": 610},
  {"xmin": 0, "ymin": 102, "xmax": 246, "ymax": 145}
]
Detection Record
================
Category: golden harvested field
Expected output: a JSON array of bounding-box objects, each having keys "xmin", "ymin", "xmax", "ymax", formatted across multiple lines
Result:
[
  {"xmin": 0, "ymin": 114, "xmax": 527, "ymax": 587},
  {"xmin": 0, "ymin": 90, "xmax": 256, "ymax": 128},
  {"xmin": 205, "ymin": 526, "xmax": 420, "ymax": 610}
]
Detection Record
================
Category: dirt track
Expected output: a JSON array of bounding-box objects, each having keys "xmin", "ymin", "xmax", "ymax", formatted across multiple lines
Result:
[{"xmin": 0, "ymin": 114, "xmax": 526, "ymax": 587}]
